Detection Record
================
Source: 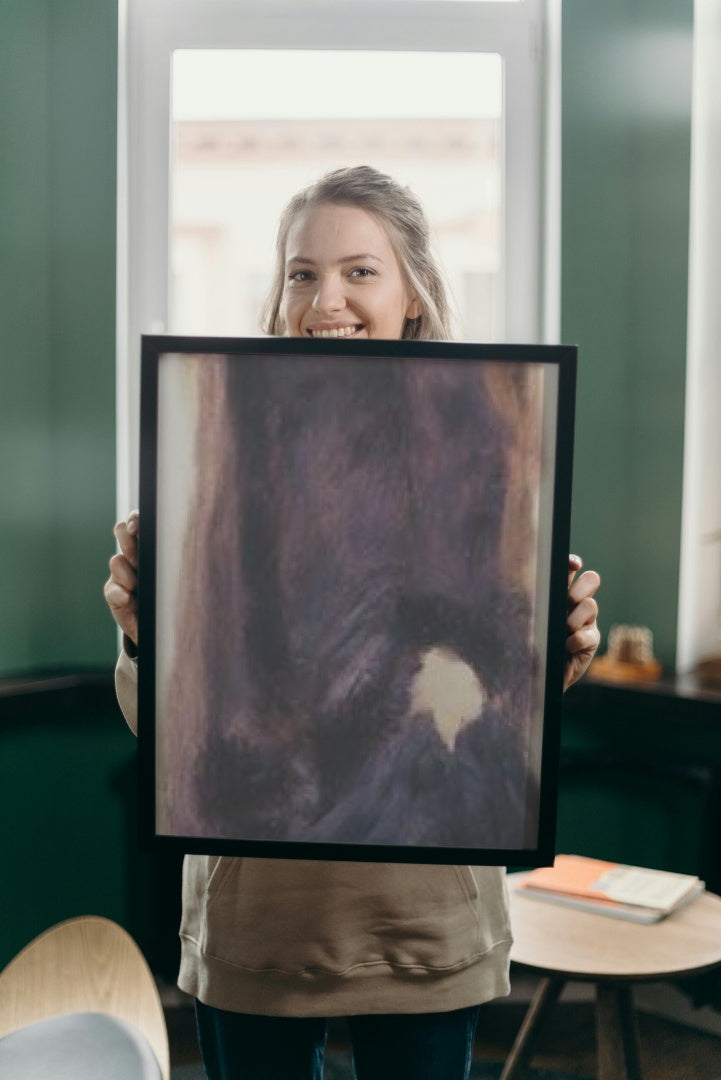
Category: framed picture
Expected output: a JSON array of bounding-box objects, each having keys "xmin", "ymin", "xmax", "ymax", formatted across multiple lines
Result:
[{"xmin": 138, "ymin": 335, "xmax": 576, "ymax": 865}]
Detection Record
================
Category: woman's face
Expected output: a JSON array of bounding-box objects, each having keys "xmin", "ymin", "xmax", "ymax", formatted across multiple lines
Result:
[{"xmin": 281, "ymin": 203, "xmax": 421, "ymax": 340}]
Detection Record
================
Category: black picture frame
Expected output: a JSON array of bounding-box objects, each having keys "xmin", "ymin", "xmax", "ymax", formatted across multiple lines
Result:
[{"xmin": 138, "ymin": 335, "xmax": 576, "ymax": 865}]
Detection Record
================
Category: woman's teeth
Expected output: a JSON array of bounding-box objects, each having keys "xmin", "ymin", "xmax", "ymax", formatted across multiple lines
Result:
[{"xmin": 310, "ymin": 325, "xmax": 361, "ymax": 338}]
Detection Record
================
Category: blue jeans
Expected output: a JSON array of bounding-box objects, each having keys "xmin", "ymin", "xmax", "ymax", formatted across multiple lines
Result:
[{"xmin": 195, "ymin": 1000, "xmax": 481, "ymax": 1080}]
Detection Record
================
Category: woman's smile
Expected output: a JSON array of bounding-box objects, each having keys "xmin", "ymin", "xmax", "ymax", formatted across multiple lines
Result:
[{"xmin": 306, "ymin": 322, "xmax": 365, "ymax": 339}]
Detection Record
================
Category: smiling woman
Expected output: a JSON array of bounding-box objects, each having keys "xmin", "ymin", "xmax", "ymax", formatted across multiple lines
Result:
[
  {"xmin": 106, "ymin": 159, "xmax": 597, "ymax": 1080},
  {"xmin": 149, "ymin": 167, "xmax": 560, "ymax": 857},
  {"xmin": 263, "ymin": 167, "xmax": 452, "ymax": 342}
]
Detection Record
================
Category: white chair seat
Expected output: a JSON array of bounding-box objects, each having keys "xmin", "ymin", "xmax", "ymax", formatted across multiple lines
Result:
[{"xmin": 0, "ymin": 1011, "xmax": 162, "ymax": 1079}]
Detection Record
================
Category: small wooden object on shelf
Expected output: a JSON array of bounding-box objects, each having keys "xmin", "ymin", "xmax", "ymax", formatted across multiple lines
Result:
[
  {"xmin": 696, "ymin": 653, "xmax": 721, "ymax": 689},
  {"xmin": 591, "ymin": 624, "xmax": 662, "ymax": 683}
]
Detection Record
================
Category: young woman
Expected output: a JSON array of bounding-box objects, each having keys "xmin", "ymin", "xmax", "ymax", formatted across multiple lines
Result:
[{"xmin": 105, "ymin": 166, "xmax": 600, "ymax": 1080}]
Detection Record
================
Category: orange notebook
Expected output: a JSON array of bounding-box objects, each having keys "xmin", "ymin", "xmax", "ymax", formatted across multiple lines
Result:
[{"xmin": 517, "ymin": 855, "xmax": 703, "ymax": 923}]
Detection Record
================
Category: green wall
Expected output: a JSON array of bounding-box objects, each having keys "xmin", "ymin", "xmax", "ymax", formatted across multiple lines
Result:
[
  {"xmin": 563, "ymin": 0, "xmax": 693, "ymax": 669},
  {"xmin": 0, "ymin": 0, "xmax": 131, "ymax": 969},
  {"xmin": 0, "ymin": 0, "xmax": 118, "ymax": 675}
]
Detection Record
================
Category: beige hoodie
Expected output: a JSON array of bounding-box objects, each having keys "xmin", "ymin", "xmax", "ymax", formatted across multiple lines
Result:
[{"xmin": 116, "ymin": 650, "xmax": 512, "ymax": 1016}]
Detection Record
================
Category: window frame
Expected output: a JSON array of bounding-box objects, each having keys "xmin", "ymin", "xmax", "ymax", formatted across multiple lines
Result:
[
  {"xmin": 676, "ymin": 0, "xmax": 721, "ymax": 674},
  {"xmin": 117, "ymin": 0, "xmax": 558, "ymax": 510}
]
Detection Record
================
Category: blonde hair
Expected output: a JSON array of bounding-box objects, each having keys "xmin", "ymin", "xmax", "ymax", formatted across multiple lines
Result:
[{"xmin": 262, "ymin": 165, "xmax": 453, "ymax": 341}]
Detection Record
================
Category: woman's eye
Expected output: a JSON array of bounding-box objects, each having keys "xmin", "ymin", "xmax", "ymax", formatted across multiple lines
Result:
[
  {"xmin": 349, "ymin": 267, "xmax": 375, "ymax": 279},
  {"xmin": 288, "ymin": 270, "xmax": 313, "ymax": 283}
]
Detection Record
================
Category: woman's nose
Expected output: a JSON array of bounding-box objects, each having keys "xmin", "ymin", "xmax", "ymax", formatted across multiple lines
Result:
[{"xmin": 312, "ymin": 274, "xmax": 345, "ymax": 314}]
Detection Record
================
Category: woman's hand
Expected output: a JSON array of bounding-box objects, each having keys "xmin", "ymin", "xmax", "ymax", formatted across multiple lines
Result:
[
  {"xmin": 103, "ymin": 510, "xmax": 139, "ymax": 647},
  {"xmin": 564, "ymin": 554, "xmax": 601, "ymax": 691}
]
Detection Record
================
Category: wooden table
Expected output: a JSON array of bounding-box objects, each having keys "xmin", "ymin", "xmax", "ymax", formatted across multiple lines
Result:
[{"xmin": 503, "ymin": 873, "xmax": 721, "ymax": 1080}]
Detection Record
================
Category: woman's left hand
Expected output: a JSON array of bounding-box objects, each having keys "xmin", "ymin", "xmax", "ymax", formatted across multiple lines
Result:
[{"xmin": 564, "ymin": 554, "xmax": 601, "ymax": 691}]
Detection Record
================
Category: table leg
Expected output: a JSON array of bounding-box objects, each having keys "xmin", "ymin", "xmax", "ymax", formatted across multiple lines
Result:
[
  {"xmin": 596, "ymin": 982, "xmax": 643, "ymax": 1080},
  {"xmin": 500, "ymin": 976, "xmax": 565, "ymax": 1080}
]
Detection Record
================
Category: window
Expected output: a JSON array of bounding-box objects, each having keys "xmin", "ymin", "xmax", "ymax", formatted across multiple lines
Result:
[
  {"xmin": 118, "ymin": 0, "xmax": 557, "ymax": 510},
  {"xmin": 169, "ymin": 49, "xmax": 503, "ymax": 340}
]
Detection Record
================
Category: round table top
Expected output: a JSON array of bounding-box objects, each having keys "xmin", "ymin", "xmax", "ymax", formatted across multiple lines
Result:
[{"xmin": 508, "ymin": 871, "xmax": 721, "ymax": 981}]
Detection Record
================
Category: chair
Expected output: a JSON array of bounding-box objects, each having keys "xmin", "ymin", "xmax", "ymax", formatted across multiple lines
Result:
[{"xmin": 0, "ymin": 915, "xmax": 170, "ymax": 1079}]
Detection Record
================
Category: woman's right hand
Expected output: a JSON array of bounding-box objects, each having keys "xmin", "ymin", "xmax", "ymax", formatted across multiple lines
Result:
[{"xmin": 104, "ymin": 509, "xmax": 139, "ymax": 646}]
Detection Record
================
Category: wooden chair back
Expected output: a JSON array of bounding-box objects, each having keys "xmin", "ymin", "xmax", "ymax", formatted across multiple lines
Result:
[{"xmin": 0, "ymin": 916, "xmax": 169, "ymax": 1080}]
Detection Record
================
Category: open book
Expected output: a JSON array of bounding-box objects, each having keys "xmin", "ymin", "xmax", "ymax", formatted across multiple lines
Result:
[{"xmin": 516, "ymin": 854, "xmax": 705, "ymax": 923}]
